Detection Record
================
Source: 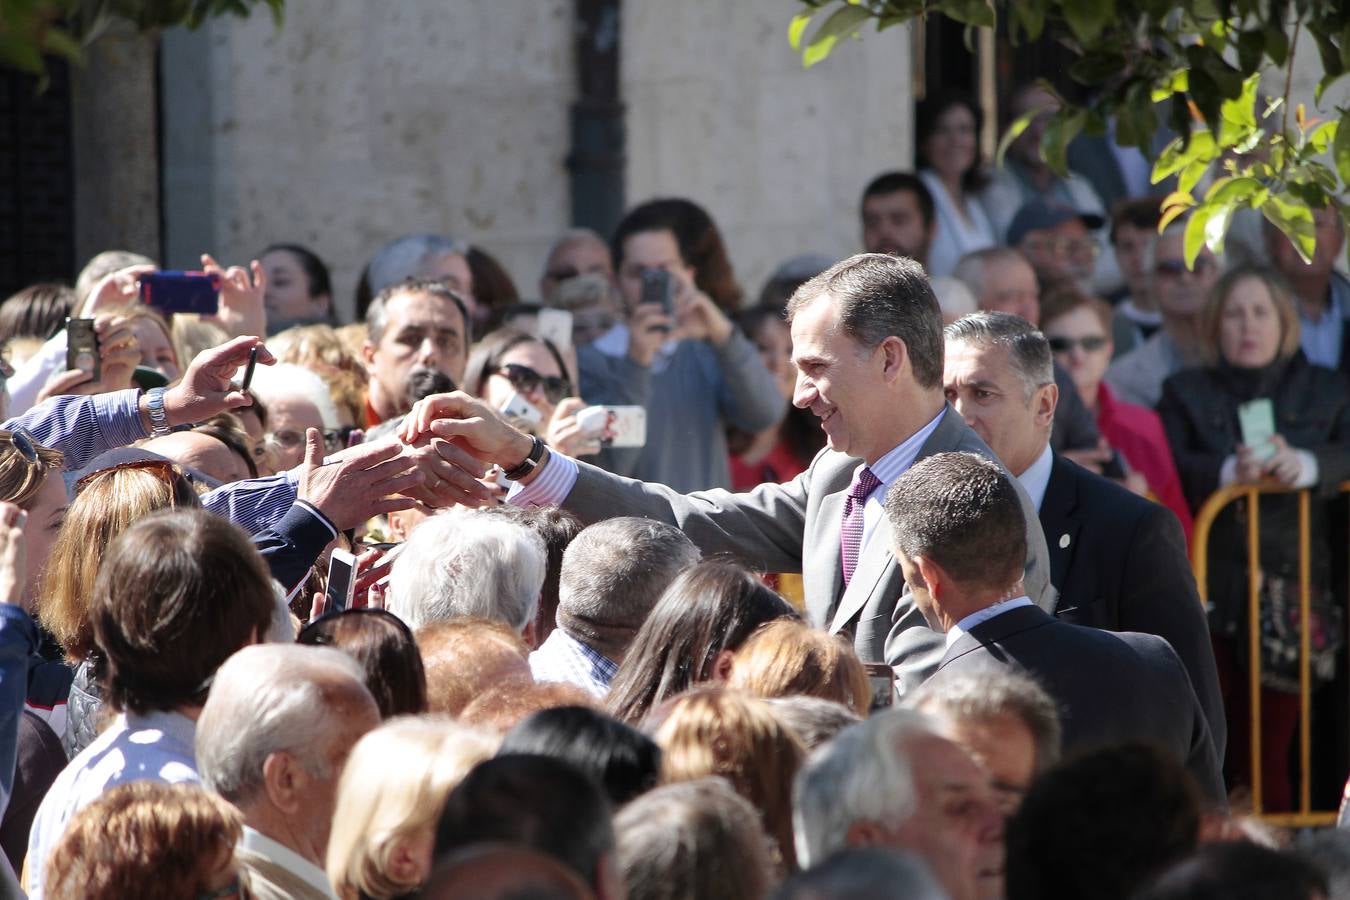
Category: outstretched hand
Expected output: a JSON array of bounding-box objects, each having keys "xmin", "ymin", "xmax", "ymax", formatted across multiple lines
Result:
[
  {"xmin": 297, "ymin": 430, "xmax": 421, "ymax": 531},
  {"xmin": 161, "ymin": 335, "xmax": 275, "ymax": 427}
]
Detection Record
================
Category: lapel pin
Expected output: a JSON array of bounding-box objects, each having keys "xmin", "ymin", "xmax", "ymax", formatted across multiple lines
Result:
[{"xmin": 1058, "ymin": 533, "xmax": 1071, "ymax": 549}]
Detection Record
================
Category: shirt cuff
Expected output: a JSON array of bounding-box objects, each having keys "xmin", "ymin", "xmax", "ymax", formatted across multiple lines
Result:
[
  {"xmin": 1293, "ymin": 449, "xmax": 1320, "ymax": 489},
  {"xmin": 508, "ymin": 452, "xmax": 579, "ymax": 508},
  {"xmin": 293, "ymin": 499, "xmax": 339, "ymax": 541}
]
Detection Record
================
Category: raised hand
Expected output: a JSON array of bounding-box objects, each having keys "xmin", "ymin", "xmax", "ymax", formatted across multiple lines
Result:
[
  {"xmin": 400, "ymin": 391, "xmax": 537, "ymax": 478},
  {"xmin": 80, "ymin": 265, "xmax": 156, "ymax": 316},
  {"xmin": 161, "ymin": 335, "xmax": 276, "ymax": 426},
  {"xmin": 202, "ymin": 254, "xmax": 268, "ymax": 338},
  {"xmin": 297, "ymin": 430, "xmax": 421, "ymax": 532}
]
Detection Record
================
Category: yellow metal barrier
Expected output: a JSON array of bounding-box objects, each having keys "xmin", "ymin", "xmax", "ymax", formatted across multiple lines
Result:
[{"xmin": 1190, "ymin": 482, "xmax": 1350, "ymax": 828}]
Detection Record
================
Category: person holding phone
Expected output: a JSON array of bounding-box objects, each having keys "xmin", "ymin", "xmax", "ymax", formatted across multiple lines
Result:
[
  {"xmin": 1158, "ymin": 265, "xmax": 1350, "ymax": 812},
  {"xmin": 579, "ymin": 200, "xmax": 784, "ymax": 492}
]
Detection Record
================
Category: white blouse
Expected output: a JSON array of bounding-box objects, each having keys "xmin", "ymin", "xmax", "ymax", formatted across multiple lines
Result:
[{"xmin": 919, "ymin": 168, "xmax": 997, "ymax": 278}]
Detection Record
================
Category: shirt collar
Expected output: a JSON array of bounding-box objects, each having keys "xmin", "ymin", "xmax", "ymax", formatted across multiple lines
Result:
[
  {"xmin": 1016, "ymin": 443, "xmax": 1055, "ymax": 511},
  {"xmin": 946, "ymin": 595, "xmax": 1036, "ymax": 647},
  {"xmin": 241, "ymin": 827, "xmax": 337, "ymax": 899},
  {"xmin": 123, "ymin": 709, "xmax": 198, "ymax": 749},
  {"xmin": 867, "ymin": 407, "xmax": 948, "ymax": 490}
]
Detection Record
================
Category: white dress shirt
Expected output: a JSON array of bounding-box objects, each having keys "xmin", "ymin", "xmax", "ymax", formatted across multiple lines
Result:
[
  {"xmin": 946, "ymin": 595, "xmax": 1036, "ymax": 647},
  {"xmin": 1016, "ymin": 444, "xmax": 1055, "ymax": 512},
  {"xmin": 859, "ymin": 408, "xmax": 948, "ymax": 550}
]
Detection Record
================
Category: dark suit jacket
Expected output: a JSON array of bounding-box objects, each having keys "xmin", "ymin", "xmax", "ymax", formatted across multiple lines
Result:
[
  {"xmin": 932, "ymin": 604, "xmax": 1226, "ymax": 804},
  {"xmin": 561, "ymin": 404, "xmax": 1054, "ymax": 682},
  {"xmin": 1040, "ymin": 453, "xmax": 1226, "ymax": 760}
]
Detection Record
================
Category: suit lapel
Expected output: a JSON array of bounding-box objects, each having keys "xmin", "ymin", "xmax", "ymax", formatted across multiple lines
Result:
[
  {"xmin": 1038, "ymin": 455, "xmax": 1080, "ymax": 600},
  {"xmin": 829, "ymin": 525, "xmax": 894, "ymax": 633},
  {"xmin": 806, "ymin": 488, "xmax": 847, "ymax": 628}
]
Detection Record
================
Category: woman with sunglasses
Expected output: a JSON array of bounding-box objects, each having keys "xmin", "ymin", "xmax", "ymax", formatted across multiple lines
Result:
[
  {"xmin": 465, "ymin": 328, "xmax": 604, "ymax": 461},
  {"xmin": 1040, "ymin": 285, "xmax": 1192, "ymax": 540}
]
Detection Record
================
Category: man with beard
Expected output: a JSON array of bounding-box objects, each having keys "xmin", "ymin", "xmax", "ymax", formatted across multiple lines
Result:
[
  {"xmin": 362, "ymin": 279, "xmax": 470, "ymax": 428},
  {"xmin": 860, "ymin": 172, "xmax": 937, "ymax": 269}
]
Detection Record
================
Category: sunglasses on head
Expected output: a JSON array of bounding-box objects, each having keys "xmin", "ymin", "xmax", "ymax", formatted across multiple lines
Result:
[
  {"xmin": 496, "ymin": 363, "xmax": 570, "ymax": 404},
  {"xmin": 8, "ymin": 428, "xmax": 39, "ymax": 464},
  {"xmin": 1047, "ymin": 335, "xmax": 1108, "ymax": 354},
  {"xmin": 75, "ymin": 458, "xmax": 185, "ymax": 496}
]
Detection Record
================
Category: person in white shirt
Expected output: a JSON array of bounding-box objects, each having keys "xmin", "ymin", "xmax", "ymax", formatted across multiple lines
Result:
[
  {"xmin": 915, "ymin": 91, "xmax": 998, "ymax": 278},
  {"xmin": 196, "ymin": 643, "xmax": 380, "ymax": 900},
  {"xmin": 25, "ymin": 508, "xmax": 277, "ymax": 898}
]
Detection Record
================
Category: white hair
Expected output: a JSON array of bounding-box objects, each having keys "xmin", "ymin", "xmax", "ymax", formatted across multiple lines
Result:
[
  {"xmin": 385, "ymin": 508, "xmax": 545, "ymax": 633},
  {"xmin": 245, "ymin": 361, "xmax": 342, "ymax": 430},
  {"xmin": 368, "ymin": 234, "xmax": 469, "ymax": 296},
  {"xmin": 792, "ymin": 708, "xmax": 940, "ymax": 868},
  {"xmin": 196, "ymin": 644, "xmax": 370, "ymax": 804},
  {"xmin": 930, "ymin": 275, "xmax": 978, "ymax": 321},
  {"xmin": 264, "ymin": 580, "xmax": 297, "ymax": 643}
]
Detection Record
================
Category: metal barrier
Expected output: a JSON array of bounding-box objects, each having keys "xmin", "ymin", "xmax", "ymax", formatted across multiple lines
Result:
[{"xmin": 1190, "ymin": 482, "xmax": 1349, "ymax": 828}]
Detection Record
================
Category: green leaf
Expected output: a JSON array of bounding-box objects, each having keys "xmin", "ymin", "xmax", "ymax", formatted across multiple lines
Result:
[
  {"xmin": 1152, "ymin": 69, "xmax": 1188, "ymax": 103},
  {"xmin": 1152, "ymin": 130, "xmax": 1215, "ymax": 182},
  {"xmin": 788, "ymin": 10, "xmax": 815, "ymax": 50},
  {"xmin": 1236, "ymin": 29, "xmax": 1264, "ymax": 73},
  {"xmin": 1308, "ymin": 120, "xmax": 1338, "ymax": 155},
  {"xmin": 1203, "ymin": 200, "xmax": 1240, "ymax": 255},
  {"xmin": 1040, "ymin": 108, "xmax": 1087, "ymax": 177},
  {"xmin": 1335, "ymin": 112, "xmax": 1350, "ymax": 187},
  {"xmin": 40, "ymin": 27, "xmax": 84, "ymax": 63},
  {"xmin": 1184, "ymin": 205, "xmax": 1212, "ymax": 267},
  {"xmin": 1204, "ymin": 175, "xmax": 1261, "ymax": 206},
  {"xmin": 802, "ymin": 5, "xmax": 872, "ymax": 68},
  {"xmin": 1317, "ymin": 72, "xmax": 1349, "ymax": 105},
  {"xmin": 1265, "ymin": 24, "xmax": 1289, "ymax": 67},
  {"xmin": 944, "ymin": 0, "xmax": 995, "ymax": 29},
  {"xmin": 1063, "ymin": 0, "xmax": 1115, "ymax": 44},
  {"xmin": 1178, "ymin": 158, "xmax": 1209, "ymax": 195},
  {"xmin": 1312, "ymin": 29, "xmax": 1345, "ymax": 82},
  {"xmin": 995, "ymin": 110, "xmax": 1037, "ymax": 169},
  {"xmin": 1262, "ymin": 192, "xmax": 1317, "ymax": 263},
  {"xmin": 1011, "ymin": 0, "xmax": 1045, "ymax": 42}
]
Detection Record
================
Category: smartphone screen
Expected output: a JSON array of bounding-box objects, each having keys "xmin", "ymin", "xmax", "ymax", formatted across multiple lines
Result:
[
  {"xmin": 139, "ymin": 271, "xmax": 221, "ymax": 316},
  {"xmin": 863, "ymin": 663, "xmax": 895, "ymax": 711},
  {"xmin": 324, "ymin": 549, "xmax": 358, "ymax": 615},
  {"xmin": 66, "ymin": 318, "xmax": 101, "ymax": 382},
  {"xmin": 639, "ymin": 269, "xmax": 674, "ymax": 316}
]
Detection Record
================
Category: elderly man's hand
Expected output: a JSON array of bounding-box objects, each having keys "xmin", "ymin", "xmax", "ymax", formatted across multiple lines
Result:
[
  {"xmin": 160, "ymin": 335, "xmax": 275, "ymax": 427},
  {"xmin": 297, "ymin": 430, "xmax": 421, "ymax": 531},
  {"xmin": 399, "ymin": 433, "xmax": 498, "ymax": 508}
]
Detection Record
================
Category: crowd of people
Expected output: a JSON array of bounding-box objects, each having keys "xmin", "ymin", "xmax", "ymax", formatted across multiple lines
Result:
[{"xmin": 0, "ymin": 81, "xmax": 1349, "ymax": 899}]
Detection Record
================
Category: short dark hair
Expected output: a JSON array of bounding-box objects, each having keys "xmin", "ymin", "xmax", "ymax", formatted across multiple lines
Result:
[
  {"xmin": 944, "ymin": 310, "xmax": 1054, "ymax": 398},
  {"xmin": 915, "ymin": 91, "xmax": 988, "ymax": 193},
  {"xmin": 611, "ymin": 198, "xmax": 744, "ymax": 310},
  {"xmin": 1138, "ymin": 841, "xmax": 1329, "ymax": 900},
  {"xmin": 260, "ymin": 243, "xmax": 332, "ymax": 299},
  {"xmin": 297, "ymin": 608, "xmax": 428, "ymax": 718},
  {"xmin": 434, "ymin": 754, "xmax": 615, "ymax": 887},
  {"xmin": 0, "ymin": 282, "xmax": 76, "ymax": 342},
  {"xmin": 366, "ymin": 277, "xmax": 470, "ymax": 346},
  {"xmin": 610, "ymin": 201, "xmax": 694, "ymax": 270},
  {"xmin": 786, "ymin": 253, "xmax": 944, "ymax": 389},
  {"xmin": 860, "ymin": 171, "xmax": 936, "ymax": 229},
  {"xmin": 1109, "ymin": 196, "xmax": 1164, "ymax": 244},
  {"xmin": 884, "ymin": 451, "xmax": 1026, "ymax": 591},
  {"xmin": 91, "ymin": 509, "xmax": 275, "ymax": 714},
  {"xmin": 500, "ymin": 706, "xmax": 661, "ymax": 806},
  {"xmin": 1005, "ymin": 743, "xmax": 1202, "ymax": 900}
]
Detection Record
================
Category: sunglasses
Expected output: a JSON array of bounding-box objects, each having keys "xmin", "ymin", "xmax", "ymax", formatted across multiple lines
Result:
[
  {"xmin": 8, "ymin": 428, "xmax": 39, "ymax": 464},
  {"xmin": 75, "ymin": 458, "xmax": 185, "ymax": 496},
  {"xmin": 1047, "ymin": 335, "xmax": 1108, "ymax": 354},
  {"xmin": 496, "ymin": 363, "xmax": 570, "ymax": 404},
  {"xmin": 1155, "ymin": 257, "xmax": 1217, "ymax": 277}
]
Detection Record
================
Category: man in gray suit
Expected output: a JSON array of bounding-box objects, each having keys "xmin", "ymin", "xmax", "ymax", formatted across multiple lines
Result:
[
  {"xmin": 398, "ymin": 253, "xmax": 1051, "ymax": 686},
  {"xmin": 883, "ymin": 451, "xmax": 1225, "ymax": 804}
]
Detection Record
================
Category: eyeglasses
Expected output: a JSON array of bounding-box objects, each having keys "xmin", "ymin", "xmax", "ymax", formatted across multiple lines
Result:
[
  {"xmin": 1155, "ymin": 257, "xmax": 1217, "ymax": 278},
  {"xmin": 8, "ymin": 428, "xmax": 39, "ymax": 464},
  {"xmin": 495, "ymin": 363, "xmax": 570, "ymax": 404},
  {"xmin": 1047, "ymin": 335, "xmax": 1109, "ymax": 354},
  {"xmin": 75, "ymin": 458, "xmax": 184, "ymax": 497},
  {"xmin": 1021, "ymin": 236, "xmax": 1100, "ymax": 261}
]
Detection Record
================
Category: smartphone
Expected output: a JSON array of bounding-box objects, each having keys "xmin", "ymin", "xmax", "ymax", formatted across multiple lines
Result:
[
  {"xmin": 499, "ymin": 391, "xmax": 544, "ymax": 432},
  {"xmin": 66, "ymin": 318, "xmax": 101, "ymax": 382},
  {"xmin": 139, "ymin": 271, "xmax": 221, "ymax": 316},
  {"xmin": 535, "ymin": 307, "xmax": 574, "ymax": 352},
  {"xmin": 577, "ymin": 405, "xmax": 647, "ymax": 448},
  {"xmin": 1238, "ymin": 398, "xmax": 1277, "ymax": 463},
  {"xmin": 639, "ymin": 269, "xmax": 675, "ymax": 316},
  {"xmin": 863, "ymin": 663, "xmax": 895, "ymax": 711},
  {"xmin": 241, "ymin": 346, "xmax": 259, "ymax": 392},
  {"xmin": 324, "ymin": 548, "xmax": 358, "ymax": 615}
]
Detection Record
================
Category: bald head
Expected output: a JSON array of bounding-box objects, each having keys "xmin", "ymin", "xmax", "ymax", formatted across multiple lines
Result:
[{"xmin": 140, "ymin": 432, "xmax": 249, "ymax": 484}]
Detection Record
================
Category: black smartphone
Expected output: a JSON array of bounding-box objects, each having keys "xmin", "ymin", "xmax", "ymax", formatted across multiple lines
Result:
[
  {"xmin": 139, "ymin": 271, "xmax": 221, "ymax": 316},
  {"xmin": 241, "ymin": 346, "xmax": 259, "ymax": 392},
  {"xmin": 66, "ymin": 318, "xmax": 101, "ymax": 382},
  {"xmin": 639, "ymin": 269, "xmax": 675, "ymax": 316},
  {"xmin": 324, "ymin": 548, "xmax": 358, "ymax": 615}
]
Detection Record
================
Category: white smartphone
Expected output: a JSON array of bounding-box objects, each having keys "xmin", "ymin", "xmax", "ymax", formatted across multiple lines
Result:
[
  {"xmin": 1238, "ymin": 398, "xmax": 1277, "ymax": 462},
  {"xmin": 535, "ymin": 307, "xmax": 574, "ymax": 352},
  {"xmin": 324, "ymin": 548, "xmax": 358, "ymax": 615},
  {"xmin": 577, "ymin": 405, "xmax": 646, "ymax": 448},
  {"xmin": 499, "ymin": 391, "xmax": 544, "ymax": 432}
]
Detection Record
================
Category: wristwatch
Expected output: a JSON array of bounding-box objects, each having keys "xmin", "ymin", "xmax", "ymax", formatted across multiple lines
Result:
[
  {"xmin": 145, "ymin": 386, "xmax": 171, "ymax": 437},
  {"xmin": 502, "ymin": 436, "xmax": 547, "ymax": 481}
]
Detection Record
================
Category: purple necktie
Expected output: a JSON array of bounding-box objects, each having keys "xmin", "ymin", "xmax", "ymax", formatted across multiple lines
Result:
[{"xmin": 840, "ymin": 466, "xmax": 881, "ymax": 587}]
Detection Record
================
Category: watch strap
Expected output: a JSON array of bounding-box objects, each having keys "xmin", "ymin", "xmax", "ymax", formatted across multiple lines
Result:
[
  {"xmin": 502, "ymin": 436, "xmax": 546, "ymax": 481},
  {"xmin": 146, "ymin": 386, "xmax": 171, "ymax": 437}
]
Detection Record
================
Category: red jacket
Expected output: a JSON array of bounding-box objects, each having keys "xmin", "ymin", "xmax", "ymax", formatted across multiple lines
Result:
[{"xmin": 1096, "ymin": 382, "xmax": 1194, "ymax": 544}]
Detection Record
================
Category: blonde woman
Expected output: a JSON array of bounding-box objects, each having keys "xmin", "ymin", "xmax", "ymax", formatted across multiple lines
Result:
[
  {"xmin": 726, "ymin": 619, "xmax": 872, "ymax": 716},
  {"xmin": 326, "ymin": 716, "xmax": 499, "ymax": 899},
  {"xmin": 652, "ymin": 686, "xmax": 804, "ymax": 872}
]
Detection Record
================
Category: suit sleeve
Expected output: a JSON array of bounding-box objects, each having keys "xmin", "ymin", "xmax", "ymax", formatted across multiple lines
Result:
[
  {"xmin": 1119, "ymin": 504, "xmax": 1227, "ymax": 762},
  {"xmin": 563, "ymin": 454, "xmax": 812, "ymax": 574},
  {"xmin": 1150, "ymin": 636, "xmax": 1228, "ymax": 808},
  {"xmin": 251, "ymin": 501, "xmax": 338, "ymax": 596}
]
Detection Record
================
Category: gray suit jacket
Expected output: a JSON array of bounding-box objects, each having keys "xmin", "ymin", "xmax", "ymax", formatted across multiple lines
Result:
[{"xmin": 562, "ymin": 404, "xmax": 1053, "ymax": 685}]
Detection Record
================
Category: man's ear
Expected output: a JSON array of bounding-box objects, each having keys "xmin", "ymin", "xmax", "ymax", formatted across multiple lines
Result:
[
  {"xmin": 261, "ymin": 751, "xmax": 305, "ymax": 815},
  {"xmin": 362, "ymin": 339, "xmax": 377, "ymax": 367},
  {"xmin": 914, "ymin": 554, "xmax": 946, "ymax": 599},
  {"xmin": 709, "ymin": 649, "xmax": 736, "ymax": 681},
  {"xmin": 521, "ymin": 618, "xmax": 538, "ymax": 651},
  {"xmin": 1033, "ymin": 381, "xmax": 1058, "ymax": 428},
  {"xmin": 845, "ymin": 819, "xmax": 891, "ymax": 850},
  {"xmin": 878, "ymin": 336, "xmax": 910, "ymax": 384}
]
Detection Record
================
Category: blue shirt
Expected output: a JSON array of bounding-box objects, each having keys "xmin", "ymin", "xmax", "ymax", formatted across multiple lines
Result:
[{"xmin": 1299, "ymin": 275, "xmax": 1350, "ymax": 369}]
